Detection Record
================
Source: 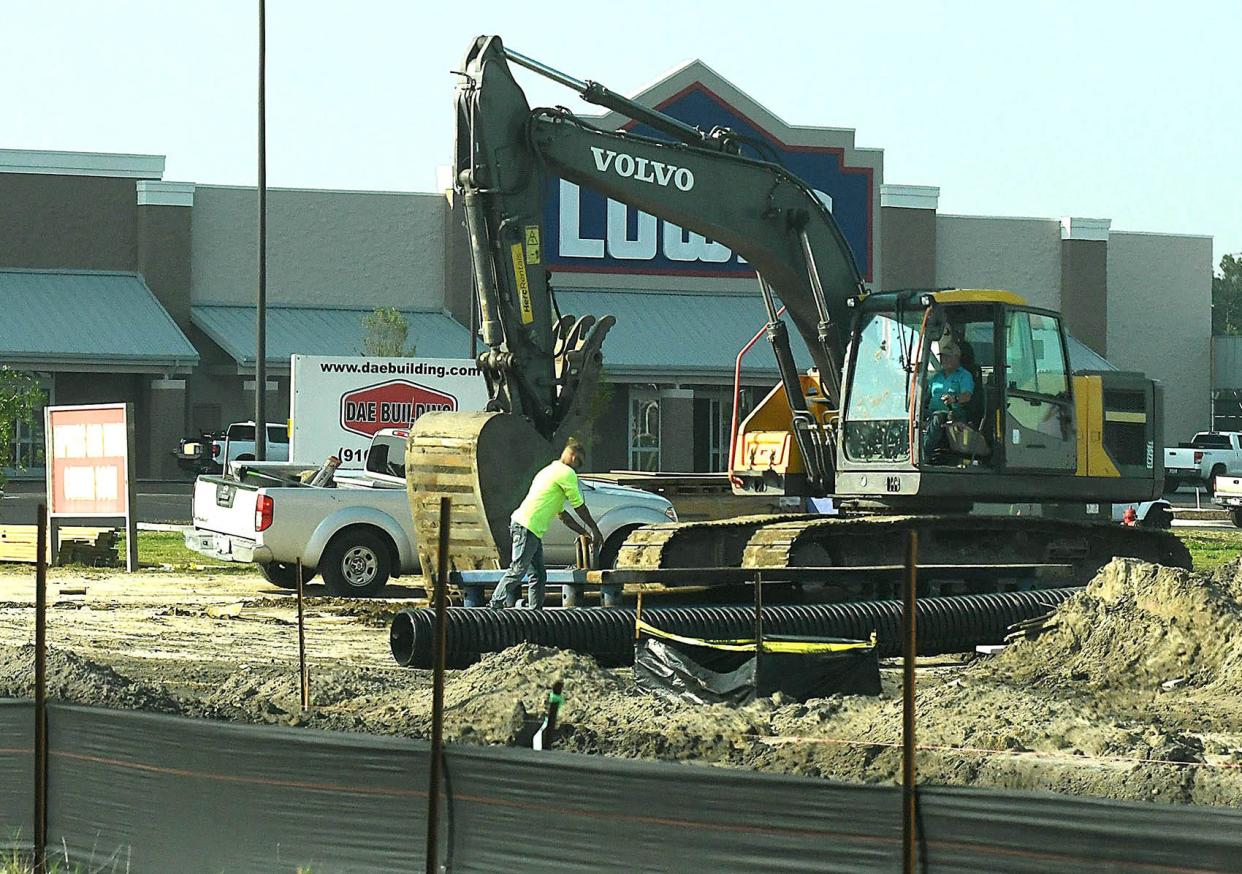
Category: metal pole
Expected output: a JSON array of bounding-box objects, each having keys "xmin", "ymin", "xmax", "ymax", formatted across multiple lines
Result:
[
  {"xmin": 902, "ymin": 529, "xmax": 919, "ymax": 874},
  {"xmin": 124, "ymin": 403, "xmax": 138, "ymax": 572},
  {"xmin": 426, "ymin": 497, "xmax": 451, "ymax": 874},
  {"xmin": 296, "ymin": 558, "xmax": 309, "ymax": 710},
  {"xmin": 254, "ymin": 0, "xmax": 268, "ymax": 461},
  {"xmin": 34, "ymin": 505, "xmax": 48, "ymax": 874}
]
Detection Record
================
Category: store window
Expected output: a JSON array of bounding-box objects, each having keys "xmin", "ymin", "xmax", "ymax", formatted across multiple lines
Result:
[
  {"xmin": 628, "ymin": 389, "xmax": 661, "ymax": 471},
  {"xmin": 692, "ymin": 388, "xmax": 755, "ymax": 472},
  {"xmin": 706, "ymin": 395, "xmax": 727, "ymax": 471},
  {"xmin": 5, "ymin": 373, "xmax": 52, "ymax": 479}
]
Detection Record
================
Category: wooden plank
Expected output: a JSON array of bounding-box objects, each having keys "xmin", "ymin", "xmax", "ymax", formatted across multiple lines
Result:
[{"xmin": 0, "ymin": 525, "xmax": 118, "ymax": 564}]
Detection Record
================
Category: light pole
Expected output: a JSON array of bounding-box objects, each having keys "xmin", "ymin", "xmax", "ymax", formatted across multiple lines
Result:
[{"xmin": 254, "ymin": 0, "xmax": 268, "ymax": 460}]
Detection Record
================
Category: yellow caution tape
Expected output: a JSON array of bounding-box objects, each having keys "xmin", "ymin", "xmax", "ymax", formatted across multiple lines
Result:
[{"xmin": 636, "ymin": 619, "xmax": 876, "ymax": 654}]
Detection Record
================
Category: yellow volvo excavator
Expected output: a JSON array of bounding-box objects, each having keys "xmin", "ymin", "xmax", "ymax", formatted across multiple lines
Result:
[{"xmin": 407, "ymin": 36, "xmax": 1187, "ymax": 592}]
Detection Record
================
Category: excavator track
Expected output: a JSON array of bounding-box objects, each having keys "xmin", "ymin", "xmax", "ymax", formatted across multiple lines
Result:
[
  {"xmin": 614, "ymin": 514, "xmax": 811, "ymax": 570},
  {"xmin": 616, "ymin": 513, "xmax": 1191, "ymax": 598}
]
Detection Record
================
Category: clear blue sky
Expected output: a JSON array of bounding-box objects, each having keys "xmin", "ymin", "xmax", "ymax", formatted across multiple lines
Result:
[{"xmin": 6, "ymin": 0, "xmax": 1236, "ymax": 266}]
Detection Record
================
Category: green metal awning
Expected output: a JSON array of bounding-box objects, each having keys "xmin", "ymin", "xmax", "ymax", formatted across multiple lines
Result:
[
  {"xmin": 556, "ymin": 289, "xmax": 810, "ymax": 381},
  {"xmin": 0, "ymin": 269, "xmax": 198, "ymax": 372},
  {"xmin": 191, "ymin": 305, "xmax": 472, "ymax": 372},
  {"xmin": 562, "ymin": 289, "xmax": 1119, "ymax": 383}
]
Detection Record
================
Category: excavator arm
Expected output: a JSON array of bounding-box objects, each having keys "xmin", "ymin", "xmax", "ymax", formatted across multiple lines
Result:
[
  {"xmin": 455, "ymin": 34, "xmax": 864, "ymax": 433},
  {"xmin": 453, "ymin": 38, "xmax": 615, "ymax": 441},
  {"xmin": 409, "ymin": 35, "xmax": 865, "ymax": 575}
]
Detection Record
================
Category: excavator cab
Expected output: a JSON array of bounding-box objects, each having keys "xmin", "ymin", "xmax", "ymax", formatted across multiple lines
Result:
[
  {"xmin": 736, "ymin": 288, "xmax": 1162, "ymax": 508},
  {"xmin": 840, "ymin": 290, "xmax": 1077, "ymax": 474}
]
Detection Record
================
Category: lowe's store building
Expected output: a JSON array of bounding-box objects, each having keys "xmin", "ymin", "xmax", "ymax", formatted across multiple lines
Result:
[{"xmin": 0, "ymin": 59, "xmax": 1212, "ymax": 480}]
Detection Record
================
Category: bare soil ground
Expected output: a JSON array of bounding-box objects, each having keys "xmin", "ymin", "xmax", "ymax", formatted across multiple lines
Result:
[{"xmin": 4, "ymin": 557, "xmax": 1242, "ymax": 806}]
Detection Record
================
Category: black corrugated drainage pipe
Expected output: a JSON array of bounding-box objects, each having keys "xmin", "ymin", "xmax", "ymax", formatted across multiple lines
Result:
[{"xmin": 390, "ymin": 588, "xmax": 1076, "ymax": 669}]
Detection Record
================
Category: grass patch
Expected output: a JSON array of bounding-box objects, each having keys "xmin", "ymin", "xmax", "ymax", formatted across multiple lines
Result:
[
  {"xmin": 1, "ymin": 848, "xmax": 77, "ymax": 874},
  {"xmin": 0, "ymin": 530, "xmax": 258, "ymax": 576},
  {"xmin": 118, "ymin": 531, "xmax": 256, "ymax": 574},
  {"xmin": 1177, "ymin": 528, "xmax": 1242, "ymax": 571}
]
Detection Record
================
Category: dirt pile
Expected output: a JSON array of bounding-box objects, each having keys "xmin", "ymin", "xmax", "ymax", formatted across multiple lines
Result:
[
  {"xmin": 993, "ymin": 558, "xmax": 1242, "ymax": 693},
  {"xmin": 0, "ymin": 644, "xmax": 181, "ymax": 714},
  {"xmin": 747, "ymin": 558, "xmax": 1242, "ymax": 804},
  {"xmin": 296, "ymin": 643, "xmax": 772, "ymax": 762},
  {"xmin": 200, "ymin": 662, "xmax": 411, "ymax": 723}
]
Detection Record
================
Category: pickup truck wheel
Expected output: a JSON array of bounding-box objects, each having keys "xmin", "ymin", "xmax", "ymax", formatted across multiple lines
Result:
[
  {"xmin": 322, "ymin": 531, "xmax": 391, "ymax": 597},
  {"xmin": 1163, "ymin": 476, "xmax": 1180, "ymax": 495},
  {"xmin": 259, "ymin": 561, "xmax": 312, "ymax": 589},
  {"xmin": 1141, "ymin": 506, "xmax": 1174, "ymax": 530},
  {"xmin": 1231, "ymin": 509, "xmax": 1242, "ymax": 530}
]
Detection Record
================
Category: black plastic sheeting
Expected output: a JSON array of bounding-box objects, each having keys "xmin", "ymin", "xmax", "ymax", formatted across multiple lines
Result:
[
  {"xmin": 0, "ymin": 701, "xmax": 33, "ymax": 853},
  {"xmin": 3, "ymin": 701, "xmax": 1242, "ymax": 871},
  {"xmin": 391, "ymin": 587, "xmax": 1076, "ymax": 668},
  {"xmin": 633, "ymin": 638, "xmax": 881, "ymax": 705}
]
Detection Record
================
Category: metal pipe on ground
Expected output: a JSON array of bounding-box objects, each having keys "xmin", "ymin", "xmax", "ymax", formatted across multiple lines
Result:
[{"xmin": 390, "ymin": 587, "xmax": 1076, "ymax": 669}]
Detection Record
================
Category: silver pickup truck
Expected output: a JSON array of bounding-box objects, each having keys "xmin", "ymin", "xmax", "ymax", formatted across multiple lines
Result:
[{"xmin": 186, "ymin": 429, "xmax": 677, "ymax": 596}]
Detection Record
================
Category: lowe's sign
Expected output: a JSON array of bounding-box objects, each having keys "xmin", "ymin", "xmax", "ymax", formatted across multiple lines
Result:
[{"xmin": 545, "ymin": 83, "xmax": 875, "ymax": 281}]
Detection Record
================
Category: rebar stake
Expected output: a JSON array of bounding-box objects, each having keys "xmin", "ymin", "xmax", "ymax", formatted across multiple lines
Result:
[
  {"xmin": 753, "ymin": 570, "xmax": 764, "ymax": 687},
  {"xmin": 426, "ymin": 497, "xmax": 451, "ymax": 874},
  {"xmin": 297, "ymin": 558, "xmax": 309, "ymax": 710},
  {"xmin": 34, "ymin": 506, "xmax": 48, "ymax": 874},
  {"xmin": 902, "ymin": 529, "xmax": 919, "ymax": 874}
]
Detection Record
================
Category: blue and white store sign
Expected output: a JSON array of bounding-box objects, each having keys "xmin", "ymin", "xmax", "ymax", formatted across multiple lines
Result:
[{"xmin": 544, "ymin": 76, "xmax": 880, "ymax": 283}]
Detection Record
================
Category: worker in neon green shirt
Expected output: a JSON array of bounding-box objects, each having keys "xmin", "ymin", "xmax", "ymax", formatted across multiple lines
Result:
[{"xmin": 489, "ymin": 438, "xmax": 602, "ymax": 609}]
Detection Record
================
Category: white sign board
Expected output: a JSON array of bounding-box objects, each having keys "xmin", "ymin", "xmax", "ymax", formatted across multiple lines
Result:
[
  {"xmin": 44, "ymin": 402, "xmax": 138, "ymax": 571},
  {"xmin": 289, "ymin": 355, "xmax": 489, "ymax": 468}
]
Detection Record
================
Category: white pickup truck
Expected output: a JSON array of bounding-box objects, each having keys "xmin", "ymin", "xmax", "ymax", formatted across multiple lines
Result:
[
  {"xmin": 1212, "ymin": 477, "xmax": 1242, "ymax": 527},
  {"xmin": 1164, "ymin": 432, "xmax": 1242, "ymax": 493},
  {"xmin": 175, "ymin": 421, "xmax": 290, "ymax": 475},
  {"xmin": 185, "ymin": 429, "xmax": 677, "ymax": 596}
]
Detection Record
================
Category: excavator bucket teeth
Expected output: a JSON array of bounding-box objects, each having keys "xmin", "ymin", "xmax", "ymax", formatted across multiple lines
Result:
[{"xmin": 406, "ymin": 411, "xmax": 553, "ymax": 579}]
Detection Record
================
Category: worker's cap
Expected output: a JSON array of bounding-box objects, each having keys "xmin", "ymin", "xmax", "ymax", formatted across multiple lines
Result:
[{"xmin": 936, "ymin": 336, "xmax": 961, "ymax": 357}]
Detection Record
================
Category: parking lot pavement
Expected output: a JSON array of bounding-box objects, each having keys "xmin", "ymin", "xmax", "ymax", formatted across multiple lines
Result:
[
  {"xmin": 0, "ymin": 489, "xmax": 192, "ymax": 525},
  {"xmin": 1166, "ymin": 486, "xmax": 1217, "ymax": 508},
  {"xmin": 1172, "ymin": 518, "xmax": 1235, "ymax": 530}
]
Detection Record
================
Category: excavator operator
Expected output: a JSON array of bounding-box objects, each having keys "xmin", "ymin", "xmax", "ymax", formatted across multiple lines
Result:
[{"xmin": 922, "ymin": 332, "xmax": 974, "ymax": 460}]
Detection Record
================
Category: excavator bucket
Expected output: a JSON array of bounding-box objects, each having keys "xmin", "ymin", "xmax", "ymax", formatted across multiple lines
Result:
[{"xmin": 406, "ymin": 410, "xmax": 554, "ymax": 580}]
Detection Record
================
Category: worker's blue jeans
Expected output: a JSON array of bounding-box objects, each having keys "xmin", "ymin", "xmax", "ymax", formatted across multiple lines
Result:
[
  {"xmin": 489, "ymin": 521, "xmax": 547, "ymax": 609},
  {"xmin": 923, "ymin": 410, "xmax": 951, "ymax": 459}
]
